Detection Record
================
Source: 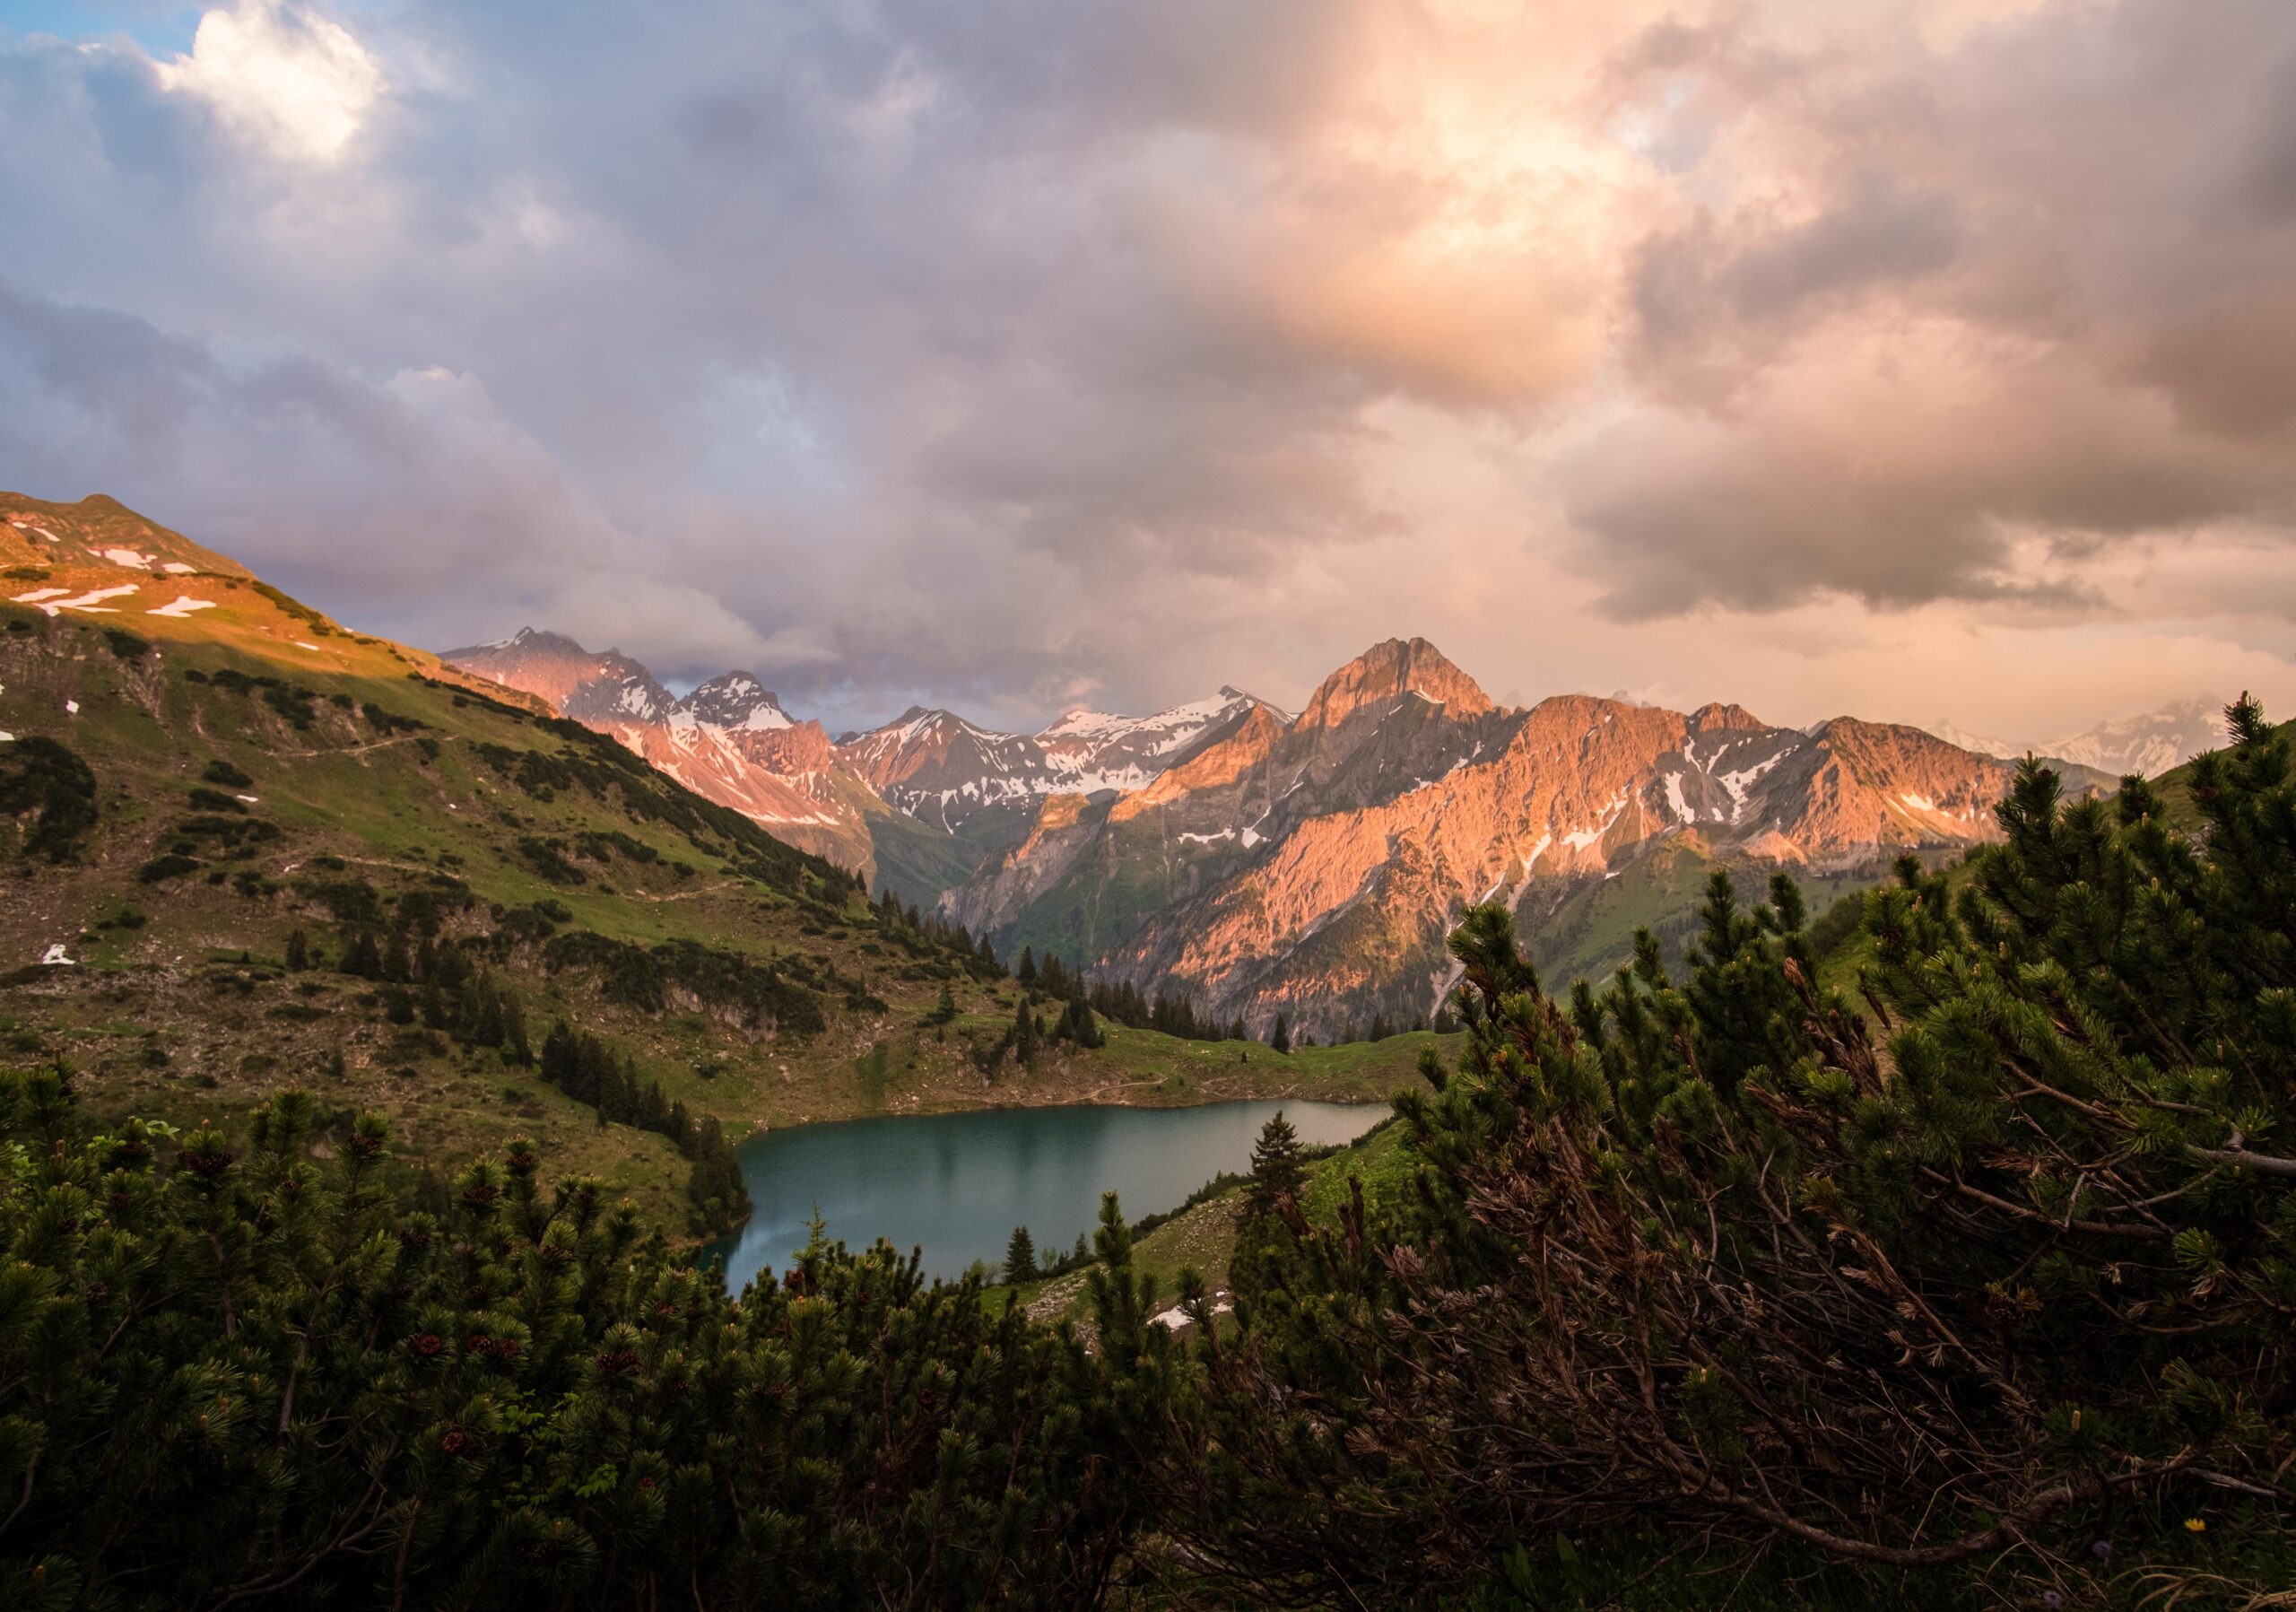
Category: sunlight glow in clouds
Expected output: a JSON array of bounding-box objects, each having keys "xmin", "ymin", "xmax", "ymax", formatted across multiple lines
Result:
[
  {"xmin": 155, "ymin": 1, "xmax": 382, "ymax": 162},
  {"xmin": 4, "ymin": 0, "xmax": 2295, "ymax": 738}
]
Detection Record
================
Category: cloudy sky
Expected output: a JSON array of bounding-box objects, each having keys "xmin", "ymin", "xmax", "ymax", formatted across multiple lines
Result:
[{"xmin": 4, "ymin": 0, "xmax": 2296, "ymax": 741}]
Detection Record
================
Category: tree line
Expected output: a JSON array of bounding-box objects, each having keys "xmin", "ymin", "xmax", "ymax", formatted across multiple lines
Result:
[{"xmin": 537, "ymin": 1023, "xmax": 749, "ymax": 1235}]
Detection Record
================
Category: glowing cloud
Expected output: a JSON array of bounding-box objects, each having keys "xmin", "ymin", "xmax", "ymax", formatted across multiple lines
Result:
[{"xmin": 156, "ymin": 1, "xmax": 384, "ymax": 163}]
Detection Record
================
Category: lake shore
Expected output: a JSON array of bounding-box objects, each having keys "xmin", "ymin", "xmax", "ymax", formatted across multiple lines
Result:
[
  {"xmin": 726, "ymin": 1021, "xmax": 1450, "ymax": 1139},
  {"xmin": 706, "ymin": 1097, "xmax": 1391, "ymax": 1287}
]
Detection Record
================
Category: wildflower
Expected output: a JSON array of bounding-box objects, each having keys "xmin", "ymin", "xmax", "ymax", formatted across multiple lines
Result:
[
  {"xmin": 2042, "ymin": 1593, "xmax": 2064, "ymax": 1608},
  {"xmin": 2185, "ymin": 1517, "xmax": 2206, "ymax": 1533},
  {"xmin": 2090, "ymin": 1540, "xmax": 2113, "ymax": 1561}
]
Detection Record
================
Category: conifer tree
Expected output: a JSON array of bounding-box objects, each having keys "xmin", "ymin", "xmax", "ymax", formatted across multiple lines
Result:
[
  {"xmin": 1244, "ymin": 1110, "xmax": 1306, "ymax": 1218},
  {"xmin": 381, "ymin": 926, "xmax": 411, "ymax": 983},
  {"xmin": 927, "ymin": 979, "xmax": 958, "ymax": 1024},
  {"xmin": 341, "ymin": 929, "xmax": 381, "ymax": 978},
  {"xmin": 1270, "ymin": 1014, "xmax": 1292, "ymax": 1054},
  {"xmin": 1005, "ymin": 1224, "xmax": 1039, "ymax": 1283},
  {"xmin": 1053, "ymin": 998, "xmax": 1105, "ymax": 1049}
]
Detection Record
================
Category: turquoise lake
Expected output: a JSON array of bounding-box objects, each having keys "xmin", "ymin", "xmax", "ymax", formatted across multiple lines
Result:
[{"xmin": 705, "ymin": 1100, "xmax": 1385, "ymax": 1287}]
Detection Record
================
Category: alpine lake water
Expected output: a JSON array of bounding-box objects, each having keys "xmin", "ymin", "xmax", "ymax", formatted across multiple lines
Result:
[{"xmin": 703, "ymin": 1100, "xmax": 1386, "ymax": 1287}]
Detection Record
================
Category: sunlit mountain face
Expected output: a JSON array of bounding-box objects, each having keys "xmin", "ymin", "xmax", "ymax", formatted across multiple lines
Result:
[{"xmin": 448, "ymin": 627, "xmax": 2135, "ymax": 1037}]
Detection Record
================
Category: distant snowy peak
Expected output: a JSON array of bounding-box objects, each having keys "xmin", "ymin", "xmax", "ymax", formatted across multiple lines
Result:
[
  {"xmin": 2042, "ymin": 698, "xmax": 2225, "ymax": 780},
  {"xmin": 836, "ymin": 707, "xmax": 1051, "ymax": 826},
  {"xmin": 564, "ymin": 667, "xmax": 675, "ymax": 728},
  {"xmin": 439, "ymin": 628, "xmax": 872, "ymax": 869},
  {"xmin": 1926, "ymin": 718, "xmax": 2021, "ymax": 759},
  {"xmin": 831, "ymin": 686, "xmax": 1288, "ymax": 830},
  {"xmin": 1917, "ymin": 699, "xmax": 2226, "ymax": 778},
  {"xmin": 445, "ymin": 627, "xmax": 671, "ymax": 722},
  {"xmin": 677, "ymin": 671, "xmax": 794, "ymax": 733},
  {"xmin": 494, "ymin": 625, "xmax": 587, "ymax": 655},
  {"xmin": 1037, "ymin": 685, "xmax": 1284, "ymax": 792}
]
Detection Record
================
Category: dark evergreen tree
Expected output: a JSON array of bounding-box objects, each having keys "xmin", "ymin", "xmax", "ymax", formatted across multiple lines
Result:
[
  {"xmin": 927, "ymin": 979, "xmax": 959, "ymax": 1024},
  {"xmin": 1270, "ymin": 1013, "xmax": 1292, "ymax": 1055},
  {"xmin": 1012, "ymin": 996, "xmax": 1041, "ymax": 1066},
  {"xmin": 1244, "ymin": 1110, "xmax": 1306, "ymax": 1218},
  {"xmin": 1005, "ymin": 1224, "xmax": 1039, "ymax": 1283},
  {"xmin": 1053, "ymin": 998, "xmax": 1105, "ymax": 1050},
  {"xmin": 381, "ymin": 925, "xmax": 411, "ymax": 984},
  {"xmin": 340, "ymin": 929, "xmax": 381, "ymax": 978}
]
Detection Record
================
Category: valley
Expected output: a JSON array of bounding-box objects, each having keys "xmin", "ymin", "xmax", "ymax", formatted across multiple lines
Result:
[{"xmin": 0, "ymin": 492, "xmax": 1434, "ymax": 1237}]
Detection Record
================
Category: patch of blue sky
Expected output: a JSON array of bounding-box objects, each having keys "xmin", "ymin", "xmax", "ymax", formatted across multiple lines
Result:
[{"xmin": 1, "ymin": 2, "xmax": 203, "ymax": 57}]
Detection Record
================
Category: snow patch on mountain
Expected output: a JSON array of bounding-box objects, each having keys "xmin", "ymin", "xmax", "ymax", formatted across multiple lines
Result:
[{"xmin": 149, "ymin": 596, "xmax": 217, "ymax": 618}]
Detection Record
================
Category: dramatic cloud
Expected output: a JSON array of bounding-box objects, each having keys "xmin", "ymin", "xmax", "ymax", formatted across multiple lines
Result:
[
  {"xmin": 154, "ymin": 0, "xmax": 384, "ymax": 161},
  {"xmin": 2, "ymin": 0, "xmax": 2294, "ymax": 737}
]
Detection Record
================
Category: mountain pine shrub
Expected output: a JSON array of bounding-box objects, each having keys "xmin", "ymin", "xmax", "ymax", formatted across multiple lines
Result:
[{"xmin": 1156, "ymin": 700, "xmax": 2296, "ymax": 1607}]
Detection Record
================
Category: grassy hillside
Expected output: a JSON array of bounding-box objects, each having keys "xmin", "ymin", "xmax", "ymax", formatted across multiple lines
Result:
[
  {"xmin": 1519, "ymin": 829, "xmax": 1964, "ymax": 987},
  {"xmin": 0, "ymin": 492, "xmax": 1429, "ymax": 1235}
]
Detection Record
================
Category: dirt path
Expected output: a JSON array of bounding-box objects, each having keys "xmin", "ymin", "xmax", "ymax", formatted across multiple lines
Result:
[{"xmin": 274, "ymin": 732, "xmax": 436, "ymax": 761}]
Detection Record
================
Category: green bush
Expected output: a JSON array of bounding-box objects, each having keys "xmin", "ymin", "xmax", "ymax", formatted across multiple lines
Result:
[
  {"xmin": 1164, "ymin": 701, "xmax": 2296, "ymax": 1606},
  {"xmin": 0, "ymin": 736, "xmax": 99, "ymax": 861},
  {"xmin": 135, "ymin": 853, "xmax": 201, "ymax": 884},
  {"xmin": 0, "ymin": 1077, "xmax": 1150, "ymax": 1608}
]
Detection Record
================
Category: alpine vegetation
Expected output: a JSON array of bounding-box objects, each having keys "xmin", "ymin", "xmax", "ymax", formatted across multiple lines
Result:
[{"xmin": 4, "ymin": 701, "xmax": 2292, "ymax": 1606}]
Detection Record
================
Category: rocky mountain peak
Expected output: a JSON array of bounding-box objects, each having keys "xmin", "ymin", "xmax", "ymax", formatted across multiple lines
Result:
[
  {"xmin": 498, "ymin": 625, "xmax": 587, "ymax": 655},
  {"xmin": 1294, "ymin": 637, "xmax": 1496, "ymax": 730},
  {"xmin": 679, "ymin": 671, "xmax": 793, "ymax": 732},
  {"xmin": 444, "ymin": 625, "xmax": 670, "ymax": 719},
  {"xmin": 1689, "ymin": 701, "xmax": 1765, "ymax": 733}
]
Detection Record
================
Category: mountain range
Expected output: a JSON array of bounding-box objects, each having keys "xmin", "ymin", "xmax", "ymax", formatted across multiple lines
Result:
[
  {"xmin": 444, "ymin": 628, "xmax": 2181, "ymax": 1037},
  {"xmin": 4, "ymin": 490, "xmax": 1438, "ymax": 1235},
  {"xmin": 1927, "ymin": 698, "xmax": 2225, "ymax": 781}
]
